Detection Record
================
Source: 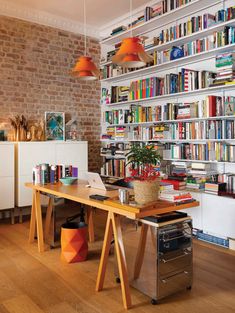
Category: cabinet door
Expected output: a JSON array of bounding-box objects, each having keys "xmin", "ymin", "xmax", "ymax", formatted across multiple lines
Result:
[
  {"xmin": 178, "ymin": 192, "xmax": 203, "ymax": 230},
  {"xmin": 55, "ymin": 142, "xmax": 88, "ymax": 178},
  {"xmin": 0, "ymin": 144, "xmax": 14, "ymax": 177},
  {"xmin": 202, "ymin": 194, "xmax": 235, "ymax": 238},
  {"xmin": 18, "ymin": 142, "xmax": 56, "ymax": 176},
  {"xmin": 0, "ymin": 177, "xmax": 14, "ymax": 210}
]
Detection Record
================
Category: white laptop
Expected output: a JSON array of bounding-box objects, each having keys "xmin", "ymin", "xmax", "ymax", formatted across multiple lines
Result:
[{"xmin": 87, "ymin": 172, "xmax": 119, "ymax": 191}]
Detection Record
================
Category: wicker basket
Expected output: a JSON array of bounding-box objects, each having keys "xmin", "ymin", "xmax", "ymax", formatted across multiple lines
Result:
[{"xmin": 133, "ymin": 179, "xmax": 160, "ymax": 205}]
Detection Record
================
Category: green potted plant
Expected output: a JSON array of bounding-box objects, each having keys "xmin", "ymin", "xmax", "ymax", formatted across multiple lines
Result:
[{"xmin": 126, "ymin": 145, "xmax": 162, "ymax": 205}]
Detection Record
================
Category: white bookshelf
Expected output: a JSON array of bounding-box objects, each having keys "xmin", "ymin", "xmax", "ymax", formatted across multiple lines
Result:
[
  {"xmin": 100, "ymin": 0, "xmax": 235, "ymax": 241},
  {"xmin": 100, "ymin": 0, "xmax": 221, "ymax": 45}
]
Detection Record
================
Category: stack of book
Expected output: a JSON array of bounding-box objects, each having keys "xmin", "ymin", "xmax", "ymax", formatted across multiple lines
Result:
[
  {"xmin": 100, "ymin": 142, "xmax": 130, "ymax": 158},
  {"xmin": 159, "ymin": 181, "xmax": 174, "ymax": 192},
  {"xmin": 159, "ymin": 189, "xmax": 193, "ymax": 203},
  {"xmin": 213, "ymin": 52, "xmax": 235, "ymax": 86},
  {"xmin": 161, "ymin": 176, "xmax": 186, "ymax": 190},
  {"xmin": 101, "ymin": 126, "xmax": 115, "ymax": 140},
  {"xmin": 186, "ymin": 177, "xmax": 205, "ymax": 190},
  {"xmin": 205, "ymin": 182, "xmax": 226, "ymax": 195},
  {"xmin": 110, "ymin": 26, "xmax": 127, "ymax": 36}
]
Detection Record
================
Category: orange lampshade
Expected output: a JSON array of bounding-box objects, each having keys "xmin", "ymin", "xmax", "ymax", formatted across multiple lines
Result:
[
  {"xmin": 112, "ymin": 37, "xmax": 153, "ymax": 68},
  {"xmin": 72, "ymin": 56, "xmax": 99, "ymax": 81}
]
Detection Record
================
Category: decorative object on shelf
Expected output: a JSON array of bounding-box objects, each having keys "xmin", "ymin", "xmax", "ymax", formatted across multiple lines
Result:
[
  {"xmin": 126, "ymin": 145, "xmax": 161, "ymax": 204},
  {"xmin": 66, "ymin": 118, "xmax": 79, "ymax": 141},
  {"xmin": 112, "ymin": 0, "xmax": 153, "ymax": 68},
  {"xmin": 9, "ymin": 115, "xmax": 28, "ymax": 141},
  {"xmin": 170, "ymin": 46, "xmax": 184, "ymax": 60},
  {"xmin": 0, "ymin": 130, "xmax": 6, "ymax": 141},
  {"xmin": 45, "ymin": 112, "xmax": 65, "ymax": 141},
  {"xmin": 71, "ymin": 0, "xmax": 99, "ymax": 81}
]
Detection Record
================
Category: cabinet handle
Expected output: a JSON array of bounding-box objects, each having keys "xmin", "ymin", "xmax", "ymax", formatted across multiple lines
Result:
[
  {"xmin": 161, "ymin": 271, "xmax": 189, "ymax": 283},
  {"xmin": 161, "ymin": 251, "xmax": 189, "ymax": 263}
]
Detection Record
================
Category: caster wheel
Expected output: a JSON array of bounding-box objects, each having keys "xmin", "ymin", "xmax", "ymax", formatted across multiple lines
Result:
[
  {"xmin": 187, "ymin": 286, "xmax": 192, "ymax": 290},
  {"xmin": 151, "ymin": 299, "xmax": 158, "ymax": 305},
  {"xmin": 116, "ymin": 277, "xmax": 121, "ymax": 284}
]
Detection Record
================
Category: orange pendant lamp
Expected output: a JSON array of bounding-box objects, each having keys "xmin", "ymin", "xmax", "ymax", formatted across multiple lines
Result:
[
  {"xmin": 71, "ymin": 0, "xmax": 99, "ymax": 80},
  {"xmin": 112, "ymin": 0, "xmax": 153, "ymax": 68}
]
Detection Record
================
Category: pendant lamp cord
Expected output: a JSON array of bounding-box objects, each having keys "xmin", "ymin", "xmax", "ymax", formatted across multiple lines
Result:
[
  {"xmin": 130, "ymin": 0, "xmax": 133, "ymax": 37},
  {"xmin": 84, "ymin": 0, "xmax": 87, "ymax": 56}
]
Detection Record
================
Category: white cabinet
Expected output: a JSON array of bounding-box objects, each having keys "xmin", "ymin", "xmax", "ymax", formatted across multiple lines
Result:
[
  {"xmin": 202, "ymin": 194, "xmax": 235, "ymax": 239},
  {"xmin": 15, "ymin": 141, "xmax": 88, "ymax": 207},
  {"xmin": 55, "ymin": 142, "xmax": 88, "ymax": 179},
  {"xmin": 178, "ymin": 192, "xmax": 203, "ymax": 230},
  {"xmin": 0, "ymin": 143, "xmax": 14, "ymax": 210}
]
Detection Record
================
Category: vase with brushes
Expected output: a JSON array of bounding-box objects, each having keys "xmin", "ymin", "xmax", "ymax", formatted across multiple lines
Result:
[{"xmin": 126, "ymin": 144, "xmax": 162, "ymax": 205}]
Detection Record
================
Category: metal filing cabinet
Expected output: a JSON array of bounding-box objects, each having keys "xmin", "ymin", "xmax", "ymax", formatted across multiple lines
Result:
[{"xmin": 118, "ymin": 215, "xmax": 193, "ymax": 304}]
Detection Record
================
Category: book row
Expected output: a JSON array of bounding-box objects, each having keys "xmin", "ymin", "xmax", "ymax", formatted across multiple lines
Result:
[
  {"xmin": 164, "ymin": 142, "xmax": 235, "ymax": 162},
  {"xmin": 128, "ymin": 69, "xmax": 215, "ymax": 100},
  {"xmin": 102, "ymin": 4, "xmax": 235, "ymax": 64},
  {"xmin": 101, "ymin": 25, "xmax": 235, "ymax": 80},
  {"xmin": 108, "ymin": 0, "xmax": 191, "ymax": 38},
  {"xmin": 103, "ymin": 96, "xmax": 235, "ymax": 125},
  {"xmin": 154, "ymin": 26, "xmax": 235, "ymax": 66},
  {"xmin": 32, "ymin": 164, "xmax": 78, "ymax": 185},
  {"xmin": 152, "ymin": 6, "xmax": 235, "ymax": 48},
  {"xmin": 100, "ymin": 159, "xmax": 126, "ymax": 178}
]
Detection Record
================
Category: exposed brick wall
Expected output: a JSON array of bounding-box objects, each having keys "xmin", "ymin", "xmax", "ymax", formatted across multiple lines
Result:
[{"xmin": 0, "ymin": 15, "xmax": 101, "ymax": 172}]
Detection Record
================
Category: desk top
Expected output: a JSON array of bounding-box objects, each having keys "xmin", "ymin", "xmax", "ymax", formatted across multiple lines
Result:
[{"xmin": 25, "ymin": 182, "xmax": 199, "ymax": 219}]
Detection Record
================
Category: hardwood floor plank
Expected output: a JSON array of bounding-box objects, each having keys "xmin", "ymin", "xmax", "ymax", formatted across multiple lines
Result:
[
  {"xmin": 0, "ymin": 212, "xmax": 235, "ymax": 313},
  {"xmin": 2, "ymin": 295, "xmax": 45, "ymax": 313}
]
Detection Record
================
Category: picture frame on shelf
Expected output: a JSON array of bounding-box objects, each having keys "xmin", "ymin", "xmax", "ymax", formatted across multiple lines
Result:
[
  {"xmin": 66, "ymin": 118, "xmax": 79, "ymax": 141},
  {"xmin": 45, "ymin": 112, "xmax": 65, "ymax": 141}
]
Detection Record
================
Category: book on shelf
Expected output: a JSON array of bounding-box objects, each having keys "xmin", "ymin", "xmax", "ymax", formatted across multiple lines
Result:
[
  {"xmin": 154, "ymin": 26, "xmax": 235, "ymax": 66},
  {"xmin": 101, "ymin": 159, "xmax": 126, "ymax": 178},
  {"xmin": 127, "ymin": 68, "xmax": 215, "ymax": 101},
  {"xmin": 103, "ymin": 116, "xmax": 235, "ymax": 141},
  {"xmin": 165, "ymin": 142, "xmax": 235, "ymax": 162},
  {"xmin": 107, "ymin": 0, "xmax": 192, "ymax": 39}
]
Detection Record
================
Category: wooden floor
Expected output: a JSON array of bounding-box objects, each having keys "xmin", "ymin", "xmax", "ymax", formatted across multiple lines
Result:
[{"xmin": 0, "ymin": 211, "xmax": 235, "ymax": 313}]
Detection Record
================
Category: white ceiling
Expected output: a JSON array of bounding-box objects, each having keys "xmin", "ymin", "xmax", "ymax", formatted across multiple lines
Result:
[{"xmin": 4, "ymin": 0, "xmax": 149, "ymax": 28}]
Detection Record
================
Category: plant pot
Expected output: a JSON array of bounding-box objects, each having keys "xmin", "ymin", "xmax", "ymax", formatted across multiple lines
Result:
[{"xmin": 133, "ymin": 179, "xmax": 160, "ymax": 205}]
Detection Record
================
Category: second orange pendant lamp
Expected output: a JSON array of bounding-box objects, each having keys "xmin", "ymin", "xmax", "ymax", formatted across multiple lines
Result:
[
  {"xmin": 72, "ymin": 0, "xmax": 99, "ymax": 80},
  {"xmin": 112, "ymin": 0, "xmax": 153, "ymax": 68}
]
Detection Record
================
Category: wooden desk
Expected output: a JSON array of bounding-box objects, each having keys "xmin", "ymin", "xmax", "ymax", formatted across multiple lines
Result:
[{"xmin": 25, "ymin": 181, "xmax": 199, "ymax": 310}]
